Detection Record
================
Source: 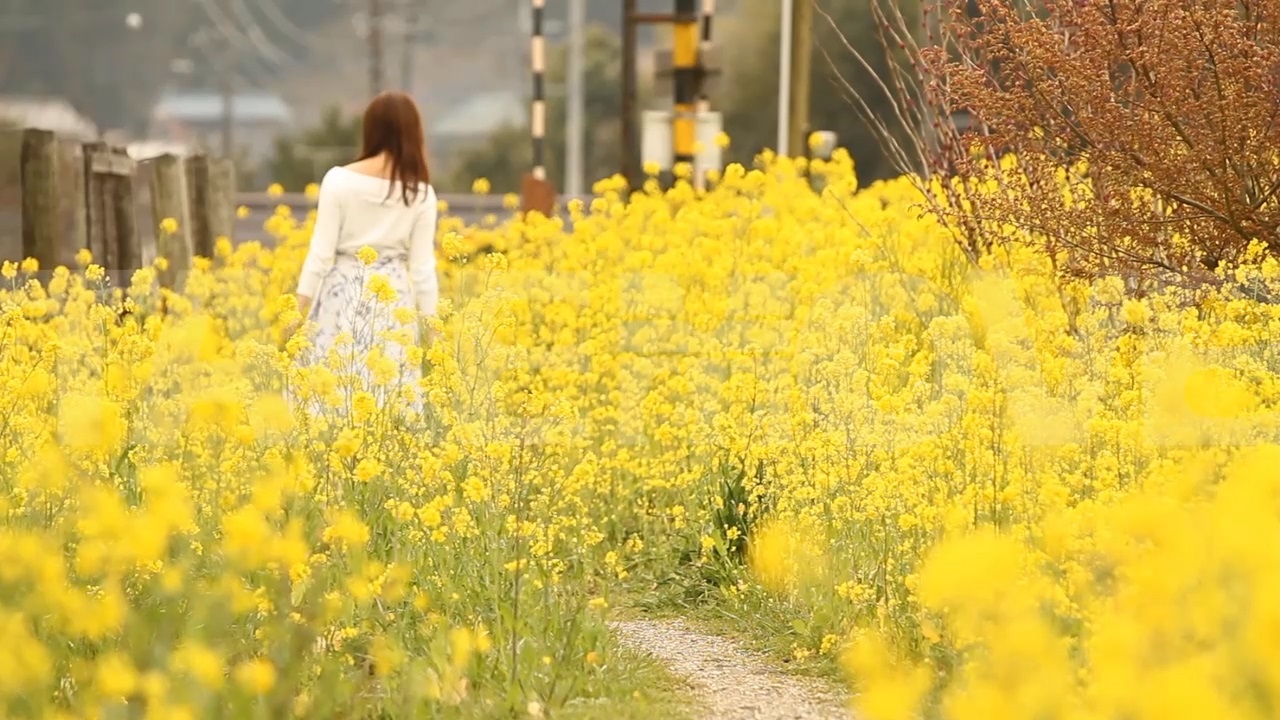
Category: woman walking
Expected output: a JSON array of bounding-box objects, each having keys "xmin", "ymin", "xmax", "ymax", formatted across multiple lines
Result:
[{"xmin": 292, "ymin": 91, "xmax": 439, "ymax": 418}]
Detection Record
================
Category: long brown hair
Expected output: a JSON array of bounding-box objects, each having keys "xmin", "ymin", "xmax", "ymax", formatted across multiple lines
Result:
[{"xmin": 358, "ymin": 91, "xmax": 430, "ymax": 206}]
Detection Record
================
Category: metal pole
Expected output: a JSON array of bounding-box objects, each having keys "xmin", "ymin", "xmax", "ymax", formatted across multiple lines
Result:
[
  {"xmin": 672, "ymin": 0, "xmax": 698, "ymax": 175},
  {"xmin": 621, "ymin": 0, "xmax": 638, "ymax": 189},
  {"xmin": 369, "ymin": 0, "xmax": 384, "ymax": 95},
  {"xmin": 218, "ymin": 46, "xmax": 235, "ymax": 157},
  {"xmin": 694, "ymin": 0, "xmax": 715, "ymax": 191},
  {"xmin": 566, "ymin": 0, "xmax": 586, "ymax": 196},
  {"xmin": 788, "ymin": 0, "xmax": 813, "ymax": 157},
  {"xmin": 777, "ymin": 0, "xmax": 793, "ymax": 156},
  {"xmin": 530, "ymin": 0, "xmax": 547, "ymax": 181},
  {"xmin": 401, "ymin": 0, "xmax": 417, "ymax": 92}
]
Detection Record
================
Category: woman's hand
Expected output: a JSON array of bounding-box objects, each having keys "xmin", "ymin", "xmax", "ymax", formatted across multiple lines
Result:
[
  {"xmin": 284, "ymin": 295, "xmax": 311, "ymax": 340},
  {"xmin": 420, "ymin": 316, "xmax": 442, "ymax": 346}
]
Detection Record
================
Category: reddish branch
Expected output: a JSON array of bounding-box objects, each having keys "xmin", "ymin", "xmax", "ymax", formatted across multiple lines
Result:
[{"xmin": 823, "ymin": 0, "xmax": 1280, "ymax": 287}]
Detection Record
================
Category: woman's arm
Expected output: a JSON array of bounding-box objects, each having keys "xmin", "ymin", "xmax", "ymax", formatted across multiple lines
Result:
[
  {"xmin": 408, "ymin": 186, "xmax": 440, "ymax": 317},
  {"xmin": 295, "ymin": 169, "xmax": 344, "ymax": 314}
]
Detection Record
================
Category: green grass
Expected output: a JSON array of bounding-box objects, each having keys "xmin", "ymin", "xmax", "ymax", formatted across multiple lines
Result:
[
  {"xmin": 681, "ymin": 605, "xmax": 845, "ymax": 682},
  {"xmin": 553, "ymin": 644, "xmax": 698, "ymax": 720}
]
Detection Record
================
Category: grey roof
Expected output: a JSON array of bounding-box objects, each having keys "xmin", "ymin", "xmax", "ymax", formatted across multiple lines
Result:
[
  {"xmin": 152, "ymin": 91, "xmax": 293, "ymax": 124},
  {"xmin": 0, "ymin": 95, "xmax": 98, "ymax": 140}
]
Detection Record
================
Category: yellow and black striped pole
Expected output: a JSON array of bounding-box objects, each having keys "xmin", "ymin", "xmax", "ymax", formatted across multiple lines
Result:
[
  {"xmin": 694, "ymin": 0, "xmax": 715, "ymax": 190},
  {"xmin": 521, "ymin": 0, "xmax": 555, "ymax": 215},
  {"xmin": 672, "ymin": 0, "xmax": 699, "ymax": 177},
  {"xmin": 530, "ymin": 0, "xmax": 547, "ymax": 181}
]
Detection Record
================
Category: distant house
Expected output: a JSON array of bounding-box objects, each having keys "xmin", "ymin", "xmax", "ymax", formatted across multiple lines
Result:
[
  {"xmin": 0, "ymin": 95, "xmax": 98, "ymax": 140},
  {"xmin": 429, "ymin": 90, "xmax": 527, "ymax": 178},
  {"xmin": 149, "ymin": 90, "xmax": 293, "ymax": 164}
]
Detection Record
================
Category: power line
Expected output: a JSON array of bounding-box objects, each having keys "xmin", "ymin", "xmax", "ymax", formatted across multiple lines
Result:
[
  {"xmin": 194, "ymin": 0, "xmax": 256, "ymax": 51},
  {"xmin": 193, "ymin": 0, "xmax": 289, "ymax": 75},
  {"xmin": 192, "ymin": 0, "xmax": 298, "ymax": 93},
  {"xmin": 187, "ymin": 25, "xmax": 273, "ymax": 89},
  {"xmin": 230, "ymin": 0, "xmax": 301, "ymax": 67},
  {"xmin": 253, "ymin": 0, "xmax": 331, "ymax": 51}
]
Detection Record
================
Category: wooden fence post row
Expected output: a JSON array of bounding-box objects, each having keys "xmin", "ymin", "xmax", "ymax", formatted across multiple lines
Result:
[{"xmin": 7, "ymin": 128, "xmax": 237, "ymax": 289}]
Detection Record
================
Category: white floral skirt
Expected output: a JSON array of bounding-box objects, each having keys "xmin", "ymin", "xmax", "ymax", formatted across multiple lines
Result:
[{"xmin": 293, "ymin": 252, "xmax": 423, "ymax": 420}]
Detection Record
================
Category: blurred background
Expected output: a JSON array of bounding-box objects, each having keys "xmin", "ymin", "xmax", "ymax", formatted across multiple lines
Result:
[{"xmin": 0, "ymin": 0, "xmax": 905, "ymax": 193}]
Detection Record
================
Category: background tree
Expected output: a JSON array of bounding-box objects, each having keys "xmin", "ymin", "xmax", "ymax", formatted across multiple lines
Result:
[
  {"xmin": 0, "ymin": 0, "xmax": 339, "ymax": 132},
  {"xmin": 265, "ymin": 106, "xmax": 361, "ymax": 191},
  {"xmin": 717, "ymin": 0, "xmax": 917, "ymax": 185},
  {"xmin": 818, "ymin": 0, "xmax": 1280, "ymax": 284},
  {"xmin": 448, "ymin": 24, "xmax": 627, "ymax": 194},
  {"xmin": 0, "ymin": 0, "xmax": 196, "ymax": 131},
  {"xmin": 873, "ymin": 0, "xmax": 1280, "ymax": 285}
]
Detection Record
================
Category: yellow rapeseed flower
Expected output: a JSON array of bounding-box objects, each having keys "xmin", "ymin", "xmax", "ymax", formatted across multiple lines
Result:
[
  {"xmin": 355, "ymin": 245, "xmax": 379, "ymax": 265},
  {"xmin": 3, "ymin": 149, "xmax": 1280, "ymax": 718},
  {"xmin": 233, "ymin": 658, "xmax": 276, "ymax": 695}
]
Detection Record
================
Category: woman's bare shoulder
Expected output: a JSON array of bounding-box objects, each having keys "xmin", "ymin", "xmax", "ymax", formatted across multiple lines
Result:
[{"xmin": 341, "ymin": 158, "xmax": 392, "ymax": 179}]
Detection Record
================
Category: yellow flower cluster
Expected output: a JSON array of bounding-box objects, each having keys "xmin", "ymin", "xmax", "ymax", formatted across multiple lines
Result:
[{"xmin": 3, "ymin": 145, "xmax": 1280, "ymax": 717}]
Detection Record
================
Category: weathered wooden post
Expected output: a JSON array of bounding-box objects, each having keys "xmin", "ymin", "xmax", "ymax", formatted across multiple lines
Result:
[
  {"xmin": 83, "ymin": 141, "xmax": 110, "ymax": 266},
  {"xmin": 0, "ymin": 128, "xmax": 21, "ymax": 261},
  {"xmin": 185, "ymin": 154, "xmax": 236, "ymax": 257},
  {"xmin": 57, "ymin": 138, "xmax": 87, "ymax": 268},
  {"xmin": 132, "ymin": 162, "xmax": 156, "ymax": 267},
  {"xmin": 107, "ymin": 146, "xmax": 139, "ymax": 277},
  {"xmin": 85, "ymin": 143, "xmax": 139, "ymax": 281},
  {"xmin": 186, "ymin": 153, "xmax": 213, "ymax": 258},
  {"xmin": 144, "ymin": 153, "xmax": 192, "ymax": 288},
  {"xmin": 20, "ymin": 129, "xmax": 60, "ymax": 269},
  {"xmin": 208, "ymin": 156, "xmax": 236, "ymax": 244}
]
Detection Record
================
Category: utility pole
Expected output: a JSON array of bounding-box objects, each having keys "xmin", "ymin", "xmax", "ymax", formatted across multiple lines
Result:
[
  {"xmin": 368, "ymin": 0, "xmax": 384, "ymax": 96},
  {"xmin": 195, "ymin": 28, "xmax": 235, "ymax": 158},
  {"xmin": 401, "ymin": 0, "xmax": 417, "ymax": 92},
  {"xmin": 671, "ymin": 0, "xmax": 698, "ymax": 173},
  {"xmin": 521, "ymin": 0, "xmax": 556, "ymax": 218},
  {"xmin": 565, "ymin": 0, "xmax": 586, "ymax": 197},
  {"xmin": 787, "ymin": 0, "xmax": 813, "ymax": 157},
  {"xmin": 694, "ymin": 0, "xmax": 715, "ymax": 191},
  {"xmin": 621, "ymin": 0, "xmax": 638, "ymax": 189},
  {"xmin": 777, "ymin": 0, "xmax": 793, "ymax": 155},
  {"xmin": 219, "ymin": 52, "xmax": 235, "ymax": 158}
]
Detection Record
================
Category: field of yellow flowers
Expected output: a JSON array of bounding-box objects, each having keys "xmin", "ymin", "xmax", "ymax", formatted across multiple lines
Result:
[{"xmin": 4, "ymin": 148, "xmax": 1280, "ymax": 719}]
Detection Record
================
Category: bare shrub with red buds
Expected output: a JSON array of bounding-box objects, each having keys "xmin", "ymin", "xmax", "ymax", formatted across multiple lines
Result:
[{"xmin": 825, "ymin": 0, "xmax": 1280, "ymax": 290}]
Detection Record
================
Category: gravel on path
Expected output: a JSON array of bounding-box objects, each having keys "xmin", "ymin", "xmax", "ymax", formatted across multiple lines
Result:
[{"xmin": 610, "ymin": 618, "xmax": 853, "ymax": 720}]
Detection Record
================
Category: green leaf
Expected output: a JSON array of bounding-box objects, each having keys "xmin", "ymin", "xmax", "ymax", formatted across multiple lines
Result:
[{"xmin": 291, "ymin": 578, "xmax": 310, "ymax": 608}]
